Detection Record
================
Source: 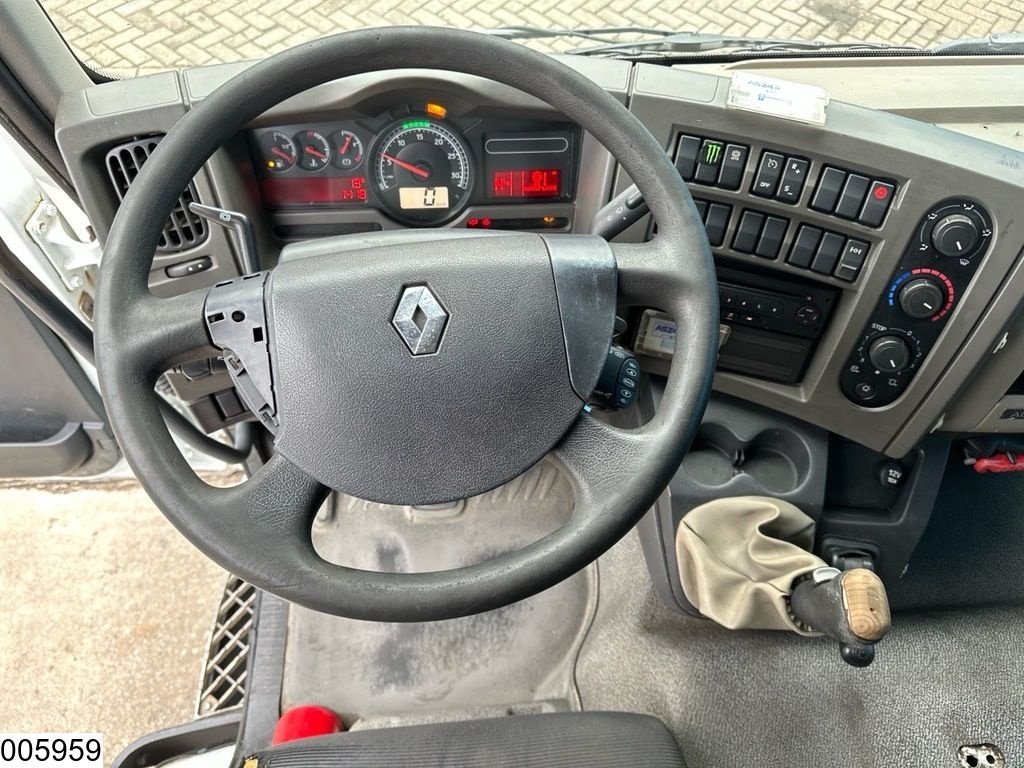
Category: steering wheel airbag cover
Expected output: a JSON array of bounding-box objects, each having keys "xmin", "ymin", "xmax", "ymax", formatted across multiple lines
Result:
[{"xmin": 267, "ymin": 234, "xmax": 583, "ymax": 505}]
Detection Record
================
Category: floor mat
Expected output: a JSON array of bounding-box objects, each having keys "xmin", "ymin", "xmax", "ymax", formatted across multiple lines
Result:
[
  {"xmin": 282, "ymin": 460, "xmax": 594, "ymax": 724},
  {"xmin": 890, "ymin": 460, "xmax": 1024, "ymax": 611},
  {"xmin": 576, "ymin": 529, "xmax": 1024, "ymax": 768}
]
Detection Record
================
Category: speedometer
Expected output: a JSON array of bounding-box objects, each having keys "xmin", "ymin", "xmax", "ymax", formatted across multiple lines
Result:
[{"xmin": 371, "ymin": 118, "xmax": 473, "ymax": 225}]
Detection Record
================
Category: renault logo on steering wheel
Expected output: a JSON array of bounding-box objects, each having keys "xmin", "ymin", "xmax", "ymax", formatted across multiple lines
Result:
[{"xmin": 392, "ymin": 285, "xmax": 448, "ymax": 355}]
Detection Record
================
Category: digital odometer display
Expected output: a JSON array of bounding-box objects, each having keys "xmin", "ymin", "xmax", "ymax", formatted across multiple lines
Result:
[
  {"xmin": 483, "ymin": 132, "xmax": 574, "ymax": 203},
  {"xmin": 260, "ymin": 176, "xmax": 368, "ymax": 208},
  {"xmin": 491, "ymin": 169, "xmax": 562, "ymax": 198},
  {"xmin": 372, "ymin": 119, "xmax": 473, "ymax": 225},
  {"xmin": 398, "ymin": 187, "xmax": 450, "ymax": 210}
]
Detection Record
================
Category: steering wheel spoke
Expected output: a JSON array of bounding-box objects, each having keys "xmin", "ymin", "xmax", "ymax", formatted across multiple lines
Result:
[
  {"xmin": 120, "ymin": 290, "xmax": 217, "ymax": 379},
  {"xmin": 611, "ymin": 237, "xmax": 710, "ymax": 315},
  {"xmin": 553, "ymin": 413, "xmax": 650, "ymax": 510},
  {"xmin": 152, "ymin": 450, "xmax": 331, "ymax": 575}
]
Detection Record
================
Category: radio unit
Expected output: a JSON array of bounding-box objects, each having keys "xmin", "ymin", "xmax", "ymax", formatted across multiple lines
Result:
[{"xmin": 634, "ymin": 263, "xmax": 838, "ymax": 384}]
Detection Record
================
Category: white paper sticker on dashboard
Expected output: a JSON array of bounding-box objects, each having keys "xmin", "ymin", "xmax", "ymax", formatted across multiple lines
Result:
[{"xmin": 726, "ymin": 73, "xmax": 830, "ymax": 126}]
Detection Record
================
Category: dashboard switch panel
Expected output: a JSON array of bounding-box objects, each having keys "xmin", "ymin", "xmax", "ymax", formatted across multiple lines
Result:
[
  {"xmin": 785, "ymin": 224, "xmax": 870, "ymax": 282},
  {"xmin": 840, "ymin": 199, "xmax": 994, "ymax": 407},
  {"xmin": 810, "ymin": 165, "xmax": 896, "ymax": 228},
  {"xmin": 675, "ymin": 133, "xmax": 749, "ymax": 191}
]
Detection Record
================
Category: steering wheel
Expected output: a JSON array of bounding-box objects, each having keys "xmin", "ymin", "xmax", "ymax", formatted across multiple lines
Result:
[{"xmin": 94, "ymin": 27, "xmax": 718, "ymax": 622}]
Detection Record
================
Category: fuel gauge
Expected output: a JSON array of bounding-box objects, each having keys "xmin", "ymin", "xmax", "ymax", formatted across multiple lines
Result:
[
  {"xmin": 332, "ymin": 130, "xmax": 365, "ymax": 171},
  {"xmin": 295, "ymin": 130, "xmax": 331, "ymax": 171},
  {"xmin": 260, "ymin": 130, "xmax": 297, "ymax": 172}
]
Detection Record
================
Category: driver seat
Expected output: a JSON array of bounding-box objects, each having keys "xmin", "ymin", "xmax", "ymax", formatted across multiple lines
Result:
[{"xmin": 245, "ymin": 712, "xmax": 685, "ymax": 767}]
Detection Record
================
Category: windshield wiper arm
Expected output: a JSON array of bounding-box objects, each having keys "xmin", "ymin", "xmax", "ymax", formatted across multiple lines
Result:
[
  {"xmin": 476, "ymin": 26, "xmax": 677, "ymax": 44},
  {"xmin": 480, "ymin": 26, "xmax": 1023, "ymax": 59},
  {"xmin": 566, "ymin": 32, "xmax": 920, "ymax": 57},
  {"xmin": 931, "ymin": 31, "xmax": 1024, "ymax": 54}
]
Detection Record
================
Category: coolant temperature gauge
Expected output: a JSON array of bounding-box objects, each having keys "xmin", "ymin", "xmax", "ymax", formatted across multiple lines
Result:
[{"xmin": 295, "ymin": 130, "xmax": 331, "ymax": 171}]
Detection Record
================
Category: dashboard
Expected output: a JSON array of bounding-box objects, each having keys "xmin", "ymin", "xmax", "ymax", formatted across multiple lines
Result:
[
  {"xmin": 247, "ymin": 108, "xmax": 579, "ymax": 229},
  {"xmin": 52, "ymin": 56, "xmax": 1024, "ymax": 461}
]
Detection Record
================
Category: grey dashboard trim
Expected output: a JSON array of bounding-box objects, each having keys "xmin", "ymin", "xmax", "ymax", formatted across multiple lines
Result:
[
  {"xmin": 181, "ymin": 56, "xmax": 632, "ymax": 106},
  {"xmin": 85, "ymin": 71, "xmax": 183, "ymax": 116},
  {"xmin": 0, "ymin": 0, "xmax": 92, "ymax": 119},
  {"xmin": 683, "ymin": 56, "xmax": 1024, "ymax": 124},
  {"xmin": 622, "ymin": 63, "xmax": 1024, "ymax": 455},
  {"xmin": 894, "ymin": 243, "xmax": 1024, "ymax": 446},
  {"xmin": 55, "ymin": 83, "xmax": 242, "ymax": 297},
  {"xmin": 940, "ymin": 302, "xmax": 1024, "ymax": 433}
]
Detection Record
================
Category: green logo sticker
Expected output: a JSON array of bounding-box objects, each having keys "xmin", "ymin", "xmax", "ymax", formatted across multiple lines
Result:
[{"xmin": 704, "ymin": 142, "xmax": 723, "ymax": 164}]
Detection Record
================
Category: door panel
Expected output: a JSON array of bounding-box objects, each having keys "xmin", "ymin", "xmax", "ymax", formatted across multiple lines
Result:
[{"xmin": 0, "ymin": 287, "xmax": 118, "ymax": 478}]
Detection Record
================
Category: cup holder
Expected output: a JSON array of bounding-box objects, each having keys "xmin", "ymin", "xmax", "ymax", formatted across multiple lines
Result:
[{"xmin": 681, "ymin": 422, "xmax": 812, "ymax": 494}]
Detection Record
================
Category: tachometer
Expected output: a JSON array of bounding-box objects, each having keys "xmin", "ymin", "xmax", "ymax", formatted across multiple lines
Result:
[{"xmin": 371, "ymin": 118, "xmax": 473, "ymax": 225}]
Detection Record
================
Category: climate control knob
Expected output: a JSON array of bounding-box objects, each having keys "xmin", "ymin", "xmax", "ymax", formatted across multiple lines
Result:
[
  {"xmin": 898, "ymin": 278, "xmax": 946, "ymax": 320},
  {"xmin": 931, "ymin": 214, "xmax": 979, "ymax": 258},
  {"xmin": 868, "ymin": 336, "xmax": 911, "ymax": 373}
]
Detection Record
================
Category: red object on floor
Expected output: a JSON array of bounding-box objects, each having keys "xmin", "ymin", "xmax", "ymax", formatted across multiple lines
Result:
[
  {"xmin": 271, "ymin": 705, "xmax": 344, "ymax": 745},
  {"xmin": 972, "ymin": 454, "xmax": 1024, "ymax": 474}
]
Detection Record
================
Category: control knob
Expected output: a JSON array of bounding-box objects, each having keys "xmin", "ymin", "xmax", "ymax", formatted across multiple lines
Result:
[
  {"xmin": 931, "ymin": 214, "xmax": 979, "ymax": 258},
  {"xmin": 898, "ymin": 278, "xmax": 946, "ymax": 320},
  {"xmin": 868, "ymin": 336, "xmax": 911, "ymax": 373}
]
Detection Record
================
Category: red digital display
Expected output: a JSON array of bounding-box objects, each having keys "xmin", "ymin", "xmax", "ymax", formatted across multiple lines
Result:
[
  {"xmin": 491, "ymin": 169, "xmax": 561, "ymax": 199},
  {"xmin": 261, "ymin": 176, "xmax": 368, "ymax": 208}
]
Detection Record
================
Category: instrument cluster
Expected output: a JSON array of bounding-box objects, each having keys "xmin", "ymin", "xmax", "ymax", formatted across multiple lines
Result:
[{"xmin": 248, "ymin": 103, "xmax": 579, "ymax": 227}]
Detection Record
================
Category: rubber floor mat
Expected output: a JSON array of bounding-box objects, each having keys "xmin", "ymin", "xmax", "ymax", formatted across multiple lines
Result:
[{"xmin": 282, "ymin": 459, "xmax": 594, "ymax": 724}]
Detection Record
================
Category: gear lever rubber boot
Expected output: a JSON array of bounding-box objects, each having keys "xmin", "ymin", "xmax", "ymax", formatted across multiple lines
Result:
[{"xmin": 675, "ymin": 496, "xmax": 828, "ymax": 634}]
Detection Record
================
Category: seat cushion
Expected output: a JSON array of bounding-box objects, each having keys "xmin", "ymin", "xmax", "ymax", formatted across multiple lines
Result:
[{"xmin": 245, "ymin": 712, "xmax": 685, "ymax": 768}]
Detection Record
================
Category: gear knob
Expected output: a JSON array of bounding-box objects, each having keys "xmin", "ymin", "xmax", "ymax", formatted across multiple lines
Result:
[{"xmin": 790, "ymin": 567, "xmax": 891, "ymax": 667}]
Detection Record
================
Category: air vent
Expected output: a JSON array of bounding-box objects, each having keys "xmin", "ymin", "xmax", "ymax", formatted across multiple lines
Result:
[{"xmin": 105, "ymin": 136, "xmax": 208, "ymax": 253}]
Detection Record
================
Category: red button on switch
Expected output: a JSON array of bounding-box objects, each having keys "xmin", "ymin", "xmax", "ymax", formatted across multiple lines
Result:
[{"xmin": 858, "ymin": 181, "xmax": 895, "ymax": 227}]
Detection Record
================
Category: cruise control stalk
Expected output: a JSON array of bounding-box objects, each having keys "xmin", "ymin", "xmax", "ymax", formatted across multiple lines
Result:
[{"xmin": 591, "ymin": 184, "xmax": 648, "ymax": 240}]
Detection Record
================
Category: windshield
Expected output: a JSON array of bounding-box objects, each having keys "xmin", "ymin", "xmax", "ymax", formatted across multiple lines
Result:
[{"xmin": 42, "ymin": 0, "xmax": 1023, "ymax": 76}]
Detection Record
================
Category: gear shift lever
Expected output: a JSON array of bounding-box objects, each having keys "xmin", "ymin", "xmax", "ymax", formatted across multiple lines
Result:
[{"xmin": 790, "ymin": 566, "xmax": 891, "ymax": 667}]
